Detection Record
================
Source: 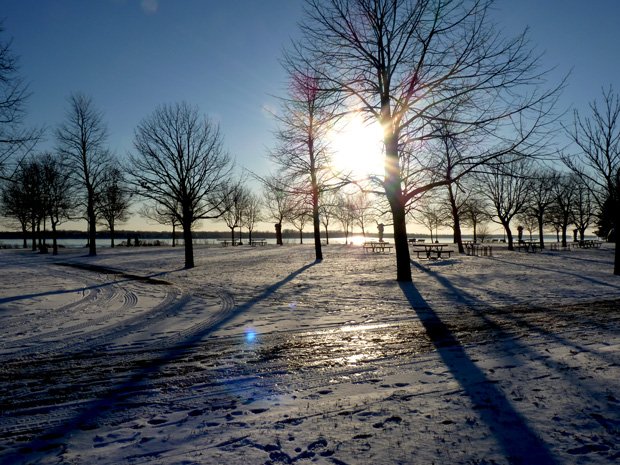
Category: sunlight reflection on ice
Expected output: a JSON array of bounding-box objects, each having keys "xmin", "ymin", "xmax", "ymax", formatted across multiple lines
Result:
[{"xmin": 340, "ymin": 323, "xmax": 389, "ymax": 332}]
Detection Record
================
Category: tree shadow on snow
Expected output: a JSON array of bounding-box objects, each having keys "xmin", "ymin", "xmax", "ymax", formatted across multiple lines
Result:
[{"xmin": 399, "ymin": 276, "xmax": 559, "ymax": 464}]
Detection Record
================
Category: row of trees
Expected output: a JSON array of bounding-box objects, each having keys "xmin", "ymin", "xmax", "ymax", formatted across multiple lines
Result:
[
  {"xmin": 413, "ymin": 167, "xmax": 603, "ymax": 250},
  {"xmin": 1, "ymin": 2, "xmax": 618, "ymax": 277}
]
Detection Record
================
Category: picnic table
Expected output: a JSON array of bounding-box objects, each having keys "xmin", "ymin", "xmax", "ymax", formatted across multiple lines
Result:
[
  {"xmin": 363, "ymin": 241, "xmax": 393, "ymax": 253},
  {"xmin": 412, "ymin": 243, "xmax": 451, "ymax": 259},
  {"xmin": 514, "ymin": 241, "xmax": 540, "ymax": 253},
  {"xmin": 250, "ymin": 240, "xmax": 267, "ymax": 247},
  {"xmin": 220, "ymin": 240, "xmax": 241, "ymax": 247}
]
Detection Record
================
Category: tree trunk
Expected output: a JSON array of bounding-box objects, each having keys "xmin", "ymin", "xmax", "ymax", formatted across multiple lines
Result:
[
  {"xmin": 87, "ymin": 199, "xmax": 97, "ymax": 256},
  {"xmin": 275, "ymin": 222, "xmax": 283, "ymax": 245},
  {"xmin": 299, "ymin": 229, "xmax": 303, "ymax": 244},
  {"xmin": 579, "ymin": 228, "xmax": 586, "ymax": 241},
  {"xmin": 230, "ymin": 228, "xmax": 235, "ymax": 244},
  {"xmin": 21, "ymin": 224, "xmax": 27, "ymax": 248},
  {"xmin": 311, "ymin": 166, "xmax": 323, "ymax": 261},
  {"xmin": 472, "ymin": 219, "xmax": 478, "ymax": 243},
  {"xmin": 172, "ymin": 223, "xmax": 176, "ymax": 247},
  {"xmin": 537, "ymin": 216, "xmax": 545, "ymax": 249},
  {"xmin": 384, "ymin": 132, "xmax": 411, "ymax": 282},
  {"xmin": 561, "ymin": 224, "xmax": 568, "ymax": 248},
  {"xmin": 503, "ymin": 220, "xmax": 514, "ymax": 250},
  {"xmin": 31, "ymin": 218, "xmax": 36, "ymax": 251},
  {"xmin": 183, "ymin": 219, "xmax": 194, "ymax": 268},
  {"xmin": 448, "ymin": 187, "xmax": 464, "ymax": 253},
  {"xmin": 51, "ymin": 221, "xmax": 58, "ymax": 255},
  {"xmin": 110, "ymin": 222, "xmax": 115, "ymax": 248},
  {"xmin": 615, "ymin": 241, "xmax": 619, "ymax": 276}
]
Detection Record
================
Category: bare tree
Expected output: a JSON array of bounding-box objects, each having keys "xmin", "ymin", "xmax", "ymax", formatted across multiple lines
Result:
[
  {"xmin": 0, "ymin": 23, "xmax": 41, "ymax": 175},
  {"xmin": 476, "ymin": 223, "xmax": 492, "ymax": 243},
  {"xmin": 480, "ymin": 157, "xmax": 533, "ymax": 250},
  {"xmin": 333, "ymin": 192, "xmax": 356, "ymax": 243},
  {"xmin": 128, "ymin": 102, "xmax": 233, "ymax": 268},
  {"xmin": 289, "ymin": 198, "xmax": 312, "ymax": 244},
  {"xmin": 243, "ymin": 192, "xmax": 262, "ymax": 244},
  {"xmin": 288, "ymin": 0, "xmax": 560, "ymax": 281},
  {"xmin": 220, "ymin": 180, "xmax": 249, "ymax": 245},
  {"xmin": 267, "ymin": 69, "xmax": 337, "ymax": 260},
  {"xmin": 412, "ymin": 200, "xmax": 446, "ymax": 244},
  {"xmin": 98, "ymin": 166, "xmax": 131, "ymax": 248},
  {"xmin": 548, "ymin": 174, "xmax": 578, "ymax": 248},
  {"xmin": 318, "ymin": 190, "xmax": 338, "ymax": 244},
  {"xmin": 40, "ymin": 153, "xmax": 75, "ymax": 255},
  {"xmin": 461, "ymin": 195, "xmax": 492, "ymax": 244},
  {"xmin": 525, "ymin": 169, "xmax": 560, "ymax": 248},
  {"xmin": 56, "ymin": 92, "xmax": 111, "ymax": 255},
  {"xmin": 350, "ymin": 191, "xmax": 377, "ymax": 239},
  {"xmin": 263, "ymin": 175, "xmax": 296, "ymax": 246},
  {"xmin": 139, "ymin": 201, "xmax": 190, "ymax": 248},
  {"xmin": 1, "ymin": 160, "xmax": 35, "ymax": 247},
  {"xmin": 571, "ymin": 178, "xmax": 595, "ymax": 242},
  {"xmin": 563, "ymin": 86, "xmax": 620, "ymax": 274}
]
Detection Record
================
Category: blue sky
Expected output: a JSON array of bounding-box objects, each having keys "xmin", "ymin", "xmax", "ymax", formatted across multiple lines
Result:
[{"xmin": 3, "ymin": 0, "xmax": 620, "ymax": 232}]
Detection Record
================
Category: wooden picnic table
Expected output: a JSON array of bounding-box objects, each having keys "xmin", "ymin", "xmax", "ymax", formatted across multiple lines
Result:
[
  {"xmin": 363, "ymin": 241, "xmax": 393, "ymax": 253},
  {"xmin": 220, "ymin": 240, "xmax": 241, "ymax": 247},
  {"xmin": 514, "ymin": 241, "xmax": 540, "ymax": 253},
  {"xmin": 250, "ymin": 240, "xmax": 267, "ymax": 247},
  {"xmin": 412, "ymin": 243, "xmax": 451, "ymax": 259}
]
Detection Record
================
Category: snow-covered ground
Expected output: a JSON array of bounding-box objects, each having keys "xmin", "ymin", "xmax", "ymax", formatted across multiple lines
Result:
[{"xmin": 1, "ymin": 242, "xmax": 619, "ymax": 464}]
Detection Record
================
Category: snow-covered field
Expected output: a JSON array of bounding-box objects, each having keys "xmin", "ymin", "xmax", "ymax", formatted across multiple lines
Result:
[{"xmin": 1, "ymin": 242, "xmax": 619, "ymax": 464}]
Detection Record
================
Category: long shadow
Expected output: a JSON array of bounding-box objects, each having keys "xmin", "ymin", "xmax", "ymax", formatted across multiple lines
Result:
[
  {"xmin": 1, "ymin": 260, "xmax": 319, "ymax": 462},
  {"xmin": 413, "ymin": 260, "xmax": 620, "ymax": 365},
  {"xmin": 489, "ymin": 256, "xmax": 620, "ymax": 291},
  {"xmin": 399, "ymin": 279, "xmax": 559, "ymax": 464}
]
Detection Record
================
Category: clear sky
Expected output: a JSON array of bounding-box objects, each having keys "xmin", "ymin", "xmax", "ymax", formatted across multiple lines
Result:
[{"xmin": 2, "ymin": 0, "xmax": 620, "ymax": 233}]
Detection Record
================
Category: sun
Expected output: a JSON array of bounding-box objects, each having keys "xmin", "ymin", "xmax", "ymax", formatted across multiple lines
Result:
[{"xmin": 330, "ymin": 113, "xmax": 384, "ymax": 179}]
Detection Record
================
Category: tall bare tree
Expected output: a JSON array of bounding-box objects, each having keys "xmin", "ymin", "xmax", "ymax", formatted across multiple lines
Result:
[
  {"xmin": 268, "ymin": 70, "xmax": 337, "ymax": 260},
  {"xmin": 56, "ymin": 92, "xmax": 111, "ymax": 256},
  {"xmin": 288, "ymin": 0, "xmax": 560, "ymax": 281},
  {"xmin": 128, "ymin": 101, "xmax": 233, "ymax": 268},
  {"xmin": 563, "ymin": 86, "xmax": 620, "ymax": 274}
]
